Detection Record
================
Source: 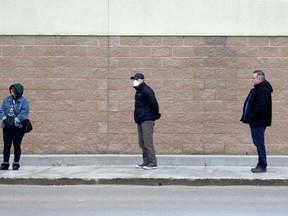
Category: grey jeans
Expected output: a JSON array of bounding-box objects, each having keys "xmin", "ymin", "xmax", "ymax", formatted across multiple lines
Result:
[{"xmin": 137, "ymin": 121, "xmax": 157, "ymax": 165}]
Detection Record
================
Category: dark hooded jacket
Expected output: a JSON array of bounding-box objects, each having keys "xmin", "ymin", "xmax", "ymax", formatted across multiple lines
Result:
[
  {"xmin": 241, "ymin": 80, "xmax": 273, "ymax": 126},
  {"xmin": 134, "ymin": 82, "xmax": 160, "ymax": 124}
]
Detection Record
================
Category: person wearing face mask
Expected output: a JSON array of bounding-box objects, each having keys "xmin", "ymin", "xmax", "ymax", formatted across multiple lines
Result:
[
  {"xmin": 0, "ymin": 83, "xmax": 30, "ymax": 170},
  {"xmin": 130, "ymin": 73, "xmax": 161, "ymax": 170}
]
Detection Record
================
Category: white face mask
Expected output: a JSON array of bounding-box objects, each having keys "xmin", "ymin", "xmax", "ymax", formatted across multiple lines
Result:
[{"xmin": 133, "ymin": 80, "xmax": 140, "ymax": 87}]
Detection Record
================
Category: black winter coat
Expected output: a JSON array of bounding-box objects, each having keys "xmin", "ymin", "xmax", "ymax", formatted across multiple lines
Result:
[
  {"xmin": 133, "ymin": 82, "xmax": 160, "ymax": 123},
  {"xmin": 241, "ymin": 80, "xmax": 273, "ymax": 126}
]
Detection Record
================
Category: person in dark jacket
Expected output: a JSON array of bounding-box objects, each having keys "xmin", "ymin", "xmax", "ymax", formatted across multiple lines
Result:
[
  {"xmin": 0, "ymin": 83, "xmax": 30, "ymax": 170},
  {"xmin": 131, "ymin": 73, "xmax": 161, "ymax": 170},
  {"xmin": 241, "ymin": 70, "xmax": 273, "ymax": 173}
]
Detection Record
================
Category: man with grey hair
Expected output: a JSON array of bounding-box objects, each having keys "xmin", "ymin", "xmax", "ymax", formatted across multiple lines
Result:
[{"xmin": 241, "ymin": 70, "xmax": 273, "ymax": 173}]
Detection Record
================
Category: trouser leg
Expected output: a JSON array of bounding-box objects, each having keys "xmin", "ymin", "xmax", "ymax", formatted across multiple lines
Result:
[
  {"xmin": 139, "ymin": 121, "xmax": 157, "ymax": 165},
  {"xmin": 2, "ymin": 129, "xmax": 13, "ymax": 163},
  {"xmin": 137, "ymin": 123, "xmax": 149, "ymax": 164},
  {"xmin": 250, "ymin": 125, "xmax": 267, "ymax": 168},
  {"xmin": 12, "ymin": 128, "xmax": 25, "ymax": 163}
]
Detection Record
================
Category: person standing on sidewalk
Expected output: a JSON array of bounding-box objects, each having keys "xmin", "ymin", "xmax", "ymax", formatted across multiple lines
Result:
[
  {"xmin": 131, "ymin": 73, "xmax": 161, "ymax": 170},
  {"xmin": 0, "ymin": 83, "xmax": 30, "ymax": 170},
  {"xmin": 241, "ymin": 70, "xmax": 273, "ymax": 173}
]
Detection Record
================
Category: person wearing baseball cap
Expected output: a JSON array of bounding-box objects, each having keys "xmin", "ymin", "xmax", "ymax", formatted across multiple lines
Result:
[{"xmin": 130, "ymin": 72, "xmax": 161, "ymax": 170}]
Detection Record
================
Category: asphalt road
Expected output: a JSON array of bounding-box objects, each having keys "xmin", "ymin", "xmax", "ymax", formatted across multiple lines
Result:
[{"xmin": 0, "ymin": 185, "xmax": 287, "ymax": 216}]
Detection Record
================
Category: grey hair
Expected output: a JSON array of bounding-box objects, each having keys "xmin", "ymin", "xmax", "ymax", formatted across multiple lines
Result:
[{"xmin": 253, "ymin": 70, "xmax": 265, "ymax": 81}]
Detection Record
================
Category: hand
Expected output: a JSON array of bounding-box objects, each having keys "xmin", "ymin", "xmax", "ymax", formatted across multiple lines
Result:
[
  {"xmin": 156, "ymin": 113, "xmax": 161, "ymax": 120},
  {"xmin": 14, "ymin": 118, "xmax": 20, "ymax": 124},
  {"xmin": 2, "ymin": 116, "xmax": 7, "ymax": 121}
]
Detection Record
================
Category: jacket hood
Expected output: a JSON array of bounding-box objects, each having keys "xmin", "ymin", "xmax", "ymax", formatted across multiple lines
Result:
[
  {"xmin": 255, "ymin": 80, "xmax": 273, "ymax": 93},
  {"xmin": 9, "ymin": 83, "xmax": 24, "ymax": 99}
]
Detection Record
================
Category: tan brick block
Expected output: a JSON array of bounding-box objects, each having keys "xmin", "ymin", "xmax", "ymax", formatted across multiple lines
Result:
[
  {"xmin": 182, "ymin": 143, "xmax": 204, "ymax": 154},
  {"xmin": 270, "ymin": 37, "xmax": 288, "ymax": 46},
  {"xmin": 141, "ymin": 37, "xmax": 162, "ymax": 46},
  {"xmin": 226, "ymin": 37, "xmax": 247, "ymax": 46},
  {"xmin": 13, "ymin": 36, "xmax": 34, "ymax": 45},
  {"xmin": 47, "ymin": 46, "xmax": 88, "ymax": 57},
  {"xmin": 204, "ymin": 123, "xmax": 226, "ymax": 134},
  {"xmin": 194, "ymin": 90, "xmax": 214, "ymax": 101},
  {"xmin": 235, "ymin": 47, "xmax": 259, "ymax": 57},
  {"xmin": 171, "ymin": 68, "xmax": 194, "ymax": 79},
  {"xmin": 215, "ymin": 90, "xmax": 237, "ymax": 101},
  {"xmin": 215, "ymin": 47, "xmax": 236, "ymax": 57},
  {"xmin": 161, "ymin": 123, "xmax": 204, "ymax": 134},
  {"xmin": 225, "ymin": 144, "xmax": 251, "ymax": 155},
  {"xmin": 56, "ymin": 36, "xmax": 97, "ymax": 45},
  {"xmin": 193, "ymin": 69, "xmax": 214, "ymax": 79},
  {"xmin": 0, "ymin": 36, "xmax": 13, "ymax": 45},
  {"xmin": 227, "ymin": 79, "xmax": 251, "ymax": 90},
  {"xmin": 34, "ymin": 36, "xmax": 56, "ymax": 45},
  {"xmin": 226, "ymin": 58, "xmax": 248, "ymax": 68},
  {"xmin": 141, "ymin": 58, "xmax": 161, "ymax": 68},
  {"xmin": 173, "ymin": 47, "xmax": 197, "ymax": 57},
  {"xmin": 87, "ymin": 47, "xmax": 108, "ymax": 57},
  {"xmin": 204, "ymin": 102, "xmax": 226, "ymax": 112},
  {"xmin": 184, "ymin": 37, "xmax": 206, "ymax": 46},
  {"xmin": 204, "ymin": 80, "xmax": 226, "ymax": 90},
  {"xmin": 248, "ymin": 37, "xmax": 270, "ymax": 46},
  {"xmin": 214, "ymin": 68, "xmax": 238, "ymax": 79},
  {"xmin": 259, "ymin": 47, "xmax": 279, "ymax": 57},
  {"xmin": 205, "ymin": 37, "xmax": 227, "ymax": 46},
  {"xmin": 152, "ymin": 47, "xmax": 172, "ymax": 57},
  {"xmin": 120, "ymin": 37, "xmax": 140, "ymax": 46},
  {"xmin": 181, "ymin": 101, "xmax": 204, "ymax": 112},
  {"xmin": 269, "ymin": 58, "xmax": 288, "ymax": 68},
  {"xmin": 2, "ymin": 46, "xmax": 23, "ymax": 56},
  {"xmin": 130, "ymin": 47, "xmax": 151, "ymax": 57},
  {"xmin": 267, "ymin": 144, "xmax": 288, "ymax": 155},
  {"xmin": 204, "ymin": 58, "xmax": 226, "ymax": 68},
  {"xmin": 163, "ymin": 37, "xmax": 183, "ymax": 46},
  {"xmin": 204, "ymin": 143, "xmax": 225, "ymax": 154},
  {"xmin": 172, "ymin": 90, "xmax": 193, "ymax": 101}
]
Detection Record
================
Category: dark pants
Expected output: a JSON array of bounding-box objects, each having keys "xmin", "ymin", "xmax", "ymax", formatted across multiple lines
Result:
[
  {"xmin": 250, "ymin": 125, "xmax": 267, "ymax": 168},
  {"xmin": 2, "ymin": 128, "xmax": 25, "ymax": 163},
  {"xmin": 137, "ymin": 121, "xmax": 157, "ymax": 165}
]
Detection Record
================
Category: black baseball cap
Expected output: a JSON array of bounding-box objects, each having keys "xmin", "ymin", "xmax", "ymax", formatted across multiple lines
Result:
[{"xmin": 130, "ymin": 73, "xmax": 144, "ymax": 80}]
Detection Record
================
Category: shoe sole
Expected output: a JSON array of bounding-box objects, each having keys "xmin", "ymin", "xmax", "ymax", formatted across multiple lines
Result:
[{"xmin": 143, "ymin": 166, "xmax": 158, "ymax": 170}]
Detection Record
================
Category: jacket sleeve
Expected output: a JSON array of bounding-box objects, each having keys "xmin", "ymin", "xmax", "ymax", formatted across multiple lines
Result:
[
  {"xmin": 15, "ymin": 98, "xmax": 30, "ymax": 122},
  {"xmin": 145, "ymin": 89, "xmax": 159, "ymax": 116}
]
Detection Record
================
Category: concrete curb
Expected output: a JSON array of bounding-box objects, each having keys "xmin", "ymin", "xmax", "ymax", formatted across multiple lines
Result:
[
  {"xmin": 1, "ymin": 177, "xmax": 288, "ymax": 186},
  {"xmin": 2, "ymin": 154, "xmax": 288, "ymax": 167}
]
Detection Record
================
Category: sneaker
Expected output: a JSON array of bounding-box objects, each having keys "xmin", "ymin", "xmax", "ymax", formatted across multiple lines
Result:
[
  {"xmin": 136, "ymin": 163, "xmax": 148, "ymax": 169},
  {"xmin": 251, "ymin": 167, "xmax": 267, "ymax": 173},
  {"xmin": 0, "ymin": 162, "xmax": 9, "ymax": 170},
  {"xmin": 143, "ymin": 164, "xmax": 158, "ymax": 170},
  {"xmin": 12, "ymin": 163, "xmax": 20, "ymax": 171}
]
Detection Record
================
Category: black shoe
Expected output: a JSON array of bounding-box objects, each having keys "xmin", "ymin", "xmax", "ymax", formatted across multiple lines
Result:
[
  {"xmin": 136, "ymin": 163, "xmax": 149, "ymax": 169},
  {"xmin": 143, "ymin": 163, "xmax": 158, "ymax": 170},
  {"xmin": 12, "ymin": 163, "xmax": 20, "ymax": 171},
  {"xmin": 251, "ymin": 167, "xmax": 267, "ymax": 173},
  {"xmin": 0, "ymin": 162, "xmax": 9, "ymax": 170}
]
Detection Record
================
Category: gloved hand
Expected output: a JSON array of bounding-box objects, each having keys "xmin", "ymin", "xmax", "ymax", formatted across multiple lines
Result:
[{"xmin": 2, "ymin": 116, "xmax": 7, "ymax": 121}]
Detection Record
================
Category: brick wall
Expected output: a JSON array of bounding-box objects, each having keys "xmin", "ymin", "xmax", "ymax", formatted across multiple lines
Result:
[{"xmin": 0, "ymin": 36, "xmax": 287, "ymax": 155}]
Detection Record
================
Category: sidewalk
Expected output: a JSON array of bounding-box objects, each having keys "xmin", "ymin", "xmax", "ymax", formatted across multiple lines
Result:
[{"xmin": 0, "ymin": 155, "xmax": 288, "ymax": 186}]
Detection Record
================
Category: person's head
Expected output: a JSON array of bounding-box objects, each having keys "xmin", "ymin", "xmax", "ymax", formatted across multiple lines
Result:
[
  {"xmin": 252, "ymin": 70, "xmax": 265, "ymax": 85},
  {"xmin": 9, "ymin": 83, "xmax": 24, "ymax": 100},
  {"xmin": 130, "ymin": 73, "xmax": 144, "ymax": 87}
]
